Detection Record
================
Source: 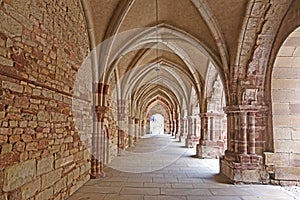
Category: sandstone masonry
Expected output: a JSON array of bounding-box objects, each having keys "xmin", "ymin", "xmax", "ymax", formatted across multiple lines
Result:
[{"xmin": 0, "ymin": 0, "xmax": 91, "ymax": 199}]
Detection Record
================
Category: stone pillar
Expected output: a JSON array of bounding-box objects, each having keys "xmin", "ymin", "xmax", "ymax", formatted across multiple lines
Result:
[
  {"xmin": 197, "ymin": 113, "xmax": 225, "ymax": 158},
  {"xmin": 169, "ymin": 120, "xmax": 172, "ymax": 135},
  {"xmin": 196, "ymin": 113, "xmax": 208, "ymax": 158},
  {"xmin": 91, "ymin": 105, "xmax": 107, "ymax": 178},
  {"xmin": 117, "ymin": 99, "xmax": 126, "ymax": 152},
  {"xmin": 193, "ymin": 118, "xmax": 197, "ymax": 136},
  {"xmin": 128, "ymin": 116, "xmax": 135, "ymax": 147},
  {"xmin": 173, "ymin": 120, "xmax": 177, "ymax": 136},
  {"xmin": 140, "ymin": 120, "xmax": 145, "ymax": 137},
  {"xmin": 175, "ymin": 118, "xmax": 180, "ymax": 139},
  {"xmin": 135, "ymin": 118, "xmax": 140, "ymax": 141},
  {"xmin": 179, "ymin": 118, "xmax": 185, "ymax": 142},
  {"xmin": 185, "ymin": 116, "xmax": 200, "ymax": 148},
  {"xmin": 191, "ymin": 116, "xmax": 201, "ymax": 146},
  {"xmin": 185, "ymin": 116, "xmax": 193, "ymax": 147},
  {"xmin": 220, "ymin": 105, "xmax": 268, "ymax": 183}
]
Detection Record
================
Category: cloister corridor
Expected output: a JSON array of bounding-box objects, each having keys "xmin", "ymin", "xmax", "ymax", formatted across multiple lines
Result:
[
  {"xmin": 1, "ymin": 0, "xmax": 300, "ymax": 199},
  {"xmin": 68, "ymin": 134, "xmax": 299, "ymax": 200}
]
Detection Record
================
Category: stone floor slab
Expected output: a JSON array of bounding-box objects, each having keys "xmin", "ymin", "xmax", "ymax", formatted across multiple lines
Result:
[
  {"xmin": 161, "ymin": 188, "xmax": 212, "ymax": 196},
  {"xmin": 76, "ymin": 186, "xmax": 121, "ymax": 194},
  {"xmin": 103, "ymin": 194, "xmax": 144, "ymax": 200},
  {"xmin": 210, "ymin": 188, "xmax": 250, "ymax": 196},
  {"xmin": 120, "ymin": 187, "xmax": 160, "ymax": 195},
  {"xmin": 68, "ymin": 192, "xmax": 105, "ymax": 200},
  {"xmin": 68, "ymin": 135, "xmax": 299, "ymax": 200},
  {"xmin": 145, "ymin": 196, "xmax": 187, "ymax": 200}
]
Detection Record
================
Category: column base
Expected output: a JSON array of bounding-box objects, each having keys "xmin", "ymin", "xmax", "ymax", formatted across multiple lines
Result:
[
  {"xmin": 129, "ymin": 135, "xmax": 135, "ymax": 147},
  {"xmin": 220, "ymin": 151, "xmax": 267, "ymax": 184},
  {"xmin": 185, "ymin": 136, "xmax": 200, "ymax": 148},
  {"xmin": 179, "ymin": 135, "xmax": 186, "ymax": 142},
  {"xmin": 196, "ymin": 140, "xmax": 224, "ymax": 158},
  {"xmin": 135, "ymin": 137, "xmax": 140, "ymax": 142},
  {"xmin": 90, "ymin": 172, "xmax": 106, "ymax": 179}
]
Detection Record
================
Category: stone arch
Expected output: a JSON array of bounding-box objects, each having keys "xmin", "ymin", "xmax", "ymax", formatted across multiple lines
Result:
[
  {"xmin": 197, "ymin": 62, "xmax": 227, "ymax": 158},
  {"xmin": 266, "ymin": 26, "xmax": 300, "ymax": 184},
  {"xmin": 232, "ymin": 0, "xmax": 294, "ymax": 105},
  {"xmin": 220, "ymin": 1, "xmax": 298, "ymax": 183}
]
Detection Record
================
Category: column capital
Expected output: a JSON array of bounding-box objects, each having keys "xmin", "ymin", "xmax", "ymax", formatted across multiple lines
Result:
[
  {"xmin": 199, "ymin": 112, "xmax": 223, "ymax": 118},
  {"xmin": 95, "ymin": 106, "xmax": 108, "ymax": 122},
  {"xmin": 224, "ymin": 105, "xmax": 268, "ymax": 114},
  {"xmin": 199, "ymin": 113, "xmax": 208, "ymax": 117},
  {"xmin": 94, "ymin": 83, "xmax": 109, "ymax": 94}
]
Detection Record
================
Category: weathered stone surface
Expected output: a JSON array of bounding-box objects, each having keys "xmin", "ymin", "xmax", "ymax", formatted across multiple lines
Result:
[
  {"xmin": 264, "ymin": 152, "xmax": 290, "ymax": 166},
  {"xmin": 13, "ymin": 141, "xmax": 25, "ymax": 152},
  {"xmin": 1, "ymin": 143, "xmax": 12, "ymax": 154},
  {"xmin": 35, "ymin": 187, "xmax": 53, "ymax": 200},
  {"xmin": 9, "ymin": 135, "xmax": 20, "ymax": 143},
  {"xmin": 51, "ymin": 112, "xmax": 67, "ymax": 122},
  {"xmin": 41, "ymin": 169, "xmax": 62, "ymax": 190},
  {"xmin": 0, "ymin": 128, "xmax": 12, "ymax": 135},
  {"xmin": 64, "ymin": 136, "xmax": 73, "ymax": 143},
  {"xmin": 0, "ymin": 10, "xmax": 22, "ymax": 36},
  {"xmin": 275, "ymin": 167, "xmax": 300, "ymax": 180},
  {"xmin": 54, "ymin": 176, "xmax": 66, "ymax": 194},
  {"xmin": 14, "ymin": 96, "xmax": 29, "ymax": 108},
  {"xmin": 0, "ymin": 0, "xmax": 90, "ymax": 198},
  {"xmin": 26, "ymin": 142, "xmax": 38, "ymax": 151},
  {"xmin": 21, "ymin": 178, "xmax": 41, "ymax": 199},
  {"xmin": 37, "ymin": 155, "xmax": 54, "ymax": 176},
  {"xmin": 55, "ymin": 155, "xmax": 74, "ymax": 169},
  {"xmin": 3, "ymin": 159, "xmax": 36, "ymax": 192},
  {"xmin": 2, "ymin": 81, "xmax": 23, "ymax": 93},
  {"xmin": 0, "ymin": 56, "xmax": 13, "ymax": 66}
]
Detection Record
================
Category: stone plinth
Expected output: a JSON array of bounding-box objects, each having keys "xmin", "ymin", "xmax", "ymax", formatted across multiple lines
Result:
[
  {"xmin": 220, "ymin": 151, "xmax": 267, "ymax": 183},
  {"xmin": 185, "ymin": 136, "xmax": 199, "ymax": 148}
]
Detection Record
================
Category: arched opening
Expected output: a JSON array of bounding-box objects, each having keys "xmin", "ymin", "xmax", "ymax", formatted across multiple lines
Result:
[
  {"xmin": 269, "ymin": 26, "xmax": 300, "ymax": 182},
  {"xmin": 197, "ymin": 62, "xmax": 227, "ymax": 159},
  {"xmin": 150, "ymin": 114, "xmax": 165, "ymax": 135}
]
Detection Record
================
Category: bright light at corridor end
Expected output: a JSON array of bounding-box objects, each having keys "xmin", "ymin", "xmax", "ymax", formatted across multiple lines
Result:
[{"xmin": 72, "ymin": 27, "xmax": 195, "ymax": 173}]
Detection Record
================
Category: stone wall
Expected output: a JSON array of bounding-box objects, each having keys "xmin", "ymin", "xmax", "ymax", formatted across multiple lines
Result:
[
  {"xmin": 0, "ymin": 0, "xmax": 91, "ymax": 199},
  {"xmin": 267, "ymin": 27, "xmax": 300, "ymax": 185}
]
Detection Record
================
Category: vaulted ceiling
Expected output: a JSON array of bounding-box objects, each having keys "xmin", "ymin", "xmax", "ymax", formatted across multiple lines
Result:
[{"xmin": 81, "ymin": 0, "xmax": 248, "ymax": 118}]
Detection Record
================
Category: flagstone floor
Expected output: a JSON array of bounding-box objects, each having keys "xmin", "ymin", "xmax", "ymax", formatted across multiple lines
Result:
[{"xmin": 68, "ymin": 134, "xmax": 299, "ymax": 200}]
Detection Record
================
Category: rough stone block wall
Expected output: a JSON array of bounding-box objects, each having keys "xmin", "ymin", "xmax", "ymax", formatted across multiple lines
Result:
[
  {"xmin": 270, "ymin": 27, "xmax": 300, "ymax": 183},
  {"xmin": 0, "ymin": 0, "xmax": 91, "ymax": 199}
]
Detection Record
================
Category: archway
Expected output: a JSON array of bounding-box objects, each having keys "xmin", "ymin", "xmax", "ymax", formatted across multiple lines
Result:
[
  {"xmin": 269, "ymin": 26, "xmax": 300, "ymax": 183},
  {"xmin": 150, "ymin": 114, "xmax": 165, "ymax": 135}
]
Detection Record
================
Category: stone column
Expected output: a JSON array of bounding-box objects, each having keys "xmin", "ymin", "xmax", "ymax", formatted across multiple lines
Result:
[
  {"xmin": 117, "ymin": 99, "xmax": 126, "ymax": 152},
  {"xmin": 196, "ymin": 113, "xmax": 208, "ymax": 158},
  {"xmin": 168, "ymin": 120, "xmax": 172, "ymax": 135},
  {"xmin": 140, "ymin": 120, "xmax": 145, "ymax": 137},
  {"xmin": 197, "ymin": 113, "xmax": 225, "ymax": 158},
  {"xmin": 135, "ymin": 118, "xmax": 140, "ymax": 141},
  {"xmin": 208, "ymin": 115, "xmax": 214, "ymax": 140},
  {"xmin": 175, "ymin": 118, "xmax": 180, "ymax": 139},
  {"xmin": 220, "ymin": 105, "xmax": 268, "ymax": 183},
  {"xmin": 185, "ymin": 116, "xmax": 199, "ymax": 148},
  {"xmin": 128, "ymin": 116, "xmax": 135, "ymax": 147},
  {"xmin": 179, "ymin": 118, "xmax": 185, "ymax": 142},
  {"xmin": 193, "ymin": 117, "xmax": 197, "ymax": 136},
  {"xmin": 91, "ymin": 105, "xmax": 107, "ymax": 178},
  {"xmin": 173, "ymin": 119, "xmax": 177, "ymax": 136},
  {"xmin": 185, "ymin": 116, "xmax": 193, "ymax": 148}
]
